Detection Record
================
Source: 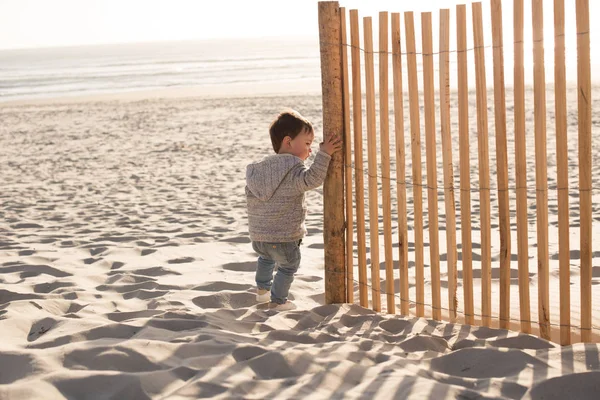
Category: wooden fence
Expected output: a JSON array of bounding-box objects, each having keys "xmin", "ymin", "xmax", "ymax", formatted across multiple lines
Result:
[{"xmin": 318, "ymin": 0, "xmax": 593, "ymax": 345}]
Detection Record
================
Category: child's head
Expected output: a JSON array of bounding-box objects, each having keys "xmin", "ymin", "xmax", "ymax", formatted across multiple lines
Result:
[{"xmin": 269, "ymin": 110, "xmax": 315, "ymax": 160}]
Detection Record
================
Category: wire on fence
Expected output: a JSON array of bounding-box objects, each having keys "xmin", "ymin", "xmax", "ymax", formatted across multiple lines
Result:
[
  {"xmin": 320, "ymin": 30, "xmax": 589, "ymax": 58},
  {"xmin": 344, "ymin": 164, "xmax": 597, "ymax": 195},
  {"xmin": 320, "ymin": 41, "xmax": 495, "ymax": 56}
]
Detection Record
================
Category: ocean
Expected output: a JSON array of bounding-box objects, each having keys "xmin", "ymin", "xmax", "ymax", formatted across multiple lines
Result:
[{"xmin": 0, "ymin": 37, "xmax": 323, "ymax": 102}]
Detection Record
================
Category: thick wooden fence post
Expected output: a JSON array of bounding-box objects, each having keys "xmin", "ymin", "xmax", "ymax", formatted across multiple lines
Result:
[{"xmin": 318, "ymin": 1, "xmax": 346, "ymax": 304}]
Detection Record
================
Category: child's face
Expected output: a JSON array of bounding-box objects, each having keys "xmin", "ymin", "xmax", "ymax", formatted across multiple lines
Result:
[{"xmin": 288, "ymin": 129, "xmax": 314, "ymax": 160}]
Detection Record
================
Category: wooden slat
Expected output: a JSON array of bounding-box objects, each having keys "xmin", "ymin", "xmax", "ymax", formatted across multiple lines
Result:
[
  {"xmin": 392, "ymin": 12, "xmax": 410, "ymax": 316},
  {"xmin": 404, "ymin": 11, "xmax": 425, "ymax": 317},
  {"xmin": 341, "ymin": 7, "xmax": 353, "ymax": 304},
  {"xmin": 439, "ymin": 8, "xmax": 457, "ymax": 323},
  {"xmin": 364, "ymin": 16, "xmax": 381, "ymax": 312},
  {"xmin": 554, "ymin": 0, "xmax": 571, "ymax": 345},
  {"xmin": 532, "ymin": 0, "xmax": 551, "ymax": 341},
  {"xmin": 349, "ymin": 9, "xmax": 368, "ymax": 308},
  {"xmin": 421, "ymin": 12, "xmax": 441, "ymax": 321},
  {"xmin": 490, "ymin": 0, "xmax": 511, "ymax": 330},
  {"xmin": 472, "ymin": 2, "xmax": 492, "ymax": 327},
  {"xmin": 379, "ymin": 11, "xmax": 395, "ymax": 314},
  {"xmin": 513, "ymin": 0, "xmax": 531, "ymax": 334},
  {"xmin": 576, "ymin": 0, "xmax": 592, "ymax": 343},
  {"xmin": 456, "ymin": 4, "xmax": 474, "ymax": 326}
]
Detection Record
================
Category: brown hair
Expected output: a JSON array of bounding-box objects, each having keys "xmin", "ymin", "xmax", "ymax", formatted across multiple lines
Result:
[{"xmin": 269, "ymin": 110, "xmax": 314, "ymax": 153}]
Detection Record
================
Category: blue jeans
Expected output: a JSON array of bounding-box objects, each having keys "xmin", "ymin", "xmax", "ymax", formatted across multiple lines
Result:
[{"xmin": 252, "ymin": 240, "xmax": 301, "ymax": 304}]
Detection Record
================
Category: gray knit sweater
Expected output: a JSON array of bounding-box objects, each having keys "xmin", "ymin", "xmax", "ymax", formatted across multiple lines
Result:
[{"xmin": 246, "ymin": 151, "xmax": 331, "ymax": 243}]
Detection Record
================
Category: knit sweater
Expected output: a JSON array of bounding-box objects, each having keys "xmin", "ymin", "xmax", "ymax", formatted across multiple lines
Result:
[{"xmin": 245, "ymin": 151, "xmax": 332, "ymax": 243}]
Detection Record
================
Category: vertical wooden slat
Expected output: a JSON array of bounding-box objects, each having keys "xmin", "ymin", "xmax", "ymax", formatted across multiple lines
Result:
[
  {"xmin": 457, "ymin": 4, "xmax": 474, "ymax": 326},
  {"xmin": 576, "ymin": 0, "xmax": 592, "ymax": 343},
  {"xmin": 439, "ymin": 8, "xmax": 457, "ymax": 323},
  {"xmin": 392, "ymin": 13, "xmax": 410, "ymax": 316},
  {"xmin": 404, "ymin": 11, "xmax": 425, "ymax": 317},
  {"xmin": 490, "ymin": 0, "xmax": 511, "ymax": 330},
  {"xmin": 341, "ymin": 7, "xmax": 353, "ymax": 304},
  {"xmin": 532, "ymin": 0, "xmax": 551, "ymax": 341},
  {"xmin": 421, "ymin": 12, "xmax": 441, "ymax": 321},
  {"xmin": 554, "ymin": 0, "xmax": 571, "ymax": 346},
  {"xmin": 350, "ymin": 9, "xmax": 368, "ymax": 308},
  {"xmin": 364, "ymin": 16, "xmax": 381, "ymax": 312},
  {"xmin": 472, "ymin": 2, "xmax": 492, "ymax": 327},
  {"xmin": 318, "ymin": 1, "xmax": 346, "ymax": 305},
  {"xmin": 513, "ymin": 0, "xmax": 531, "ymax": 334},
  {"xmin": 379, "ymin": 11, "xmax": 395, "ymax": 314}
]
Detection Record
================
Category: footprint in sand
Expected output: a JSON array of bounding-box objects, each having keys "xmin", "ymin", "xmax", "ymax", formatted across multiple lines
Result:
[
  {"xmin": 1, "ymin": 262, "xmax": 71, "ymax": 279},
  {"xmin": 0, "ymin": 354, "xmax": 38, "ymax": 384},
  {"xmin": 62, "ymin": 345, "xmax": 162, "ymax": 372},
  {"xmin": 222, "ymin": 261, "xmax": 256, "ymax": 272},
  {"xmin": 110, "ymin": 261, "xmax": 125, "ymax": 270},
  {"xmin": 232, "ymin": 346, "xmax": 269, "ymax": 362},
  {"xmin": 33, "ymin": 281, "xmax": 74, "ymax": 294},
  {"xmin": 379, "ymin": 318, "xmax": 412, "ymax": 334},
  {"xmin": 123, "ymin": 289, "xmax": 170, "ymax": 300},
  {"xmin": 27, "ymin": 317, "xmax": 57, "ymax": 342},
  {"xmin": 0, "ymin": 288, "xmax": 43, "ymax": 305},
  {"xmin": 379, "ymin": 260, "xmax": 416, "ymax": 270},
  {"xmin": 129, "ymin": 266, "xmax": 181, "ymax": 277},
  {"xmin": 296, "ymin": 275, "xmax": 322, "ymax": 283},
  {"xmin": 458, "ymin": 268, "xmax": 534, "ymax": 281},
  {"xmin": 193, "ymin": 282, "xmax": 253, "ymax": 292},
  {"xmin": 380, "ymin": 277, "xmax": 416, "ymax": 292},
  {"xmin": 526, "ymin": 371, "xmax": 600, "ymax": 399},
  {"xmin": 430, "ymin": 347, "xmax": 548, "ymax": 379},
  {"xmin": 10, "ymin": 223, "xmax": 44, "ymax": 229},
  {"xmin": 167, "ymin": 257, "xmax": 194, "ymax": 264},
  {"xmin": 106, "ymin": 309, "xmax": 164, "ymax": 323},
  {"xmin": 192, "ymin": 292, "xmax": 256, "ymax": 309},
  {"xmin": 220, "ymin": 236, "xmax": 251, "ymax": 244},
  {"xmin": 89, "ymin": 247, "xmax": 108, "ymax": 256}
]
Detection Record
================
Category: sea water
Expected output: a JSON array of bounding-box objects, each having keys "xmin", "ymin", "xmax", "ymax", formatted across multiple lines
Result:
[{"xmin": 0, "ymin": 37, "xmax": 322, "ymax": 101}]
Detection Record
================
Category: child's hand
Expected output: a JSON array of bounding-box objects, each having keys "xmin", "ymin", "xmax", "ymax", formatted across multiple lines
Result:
[{"xmin": 319, "ymin": 134, "xmax": 343, "ymax": 156}]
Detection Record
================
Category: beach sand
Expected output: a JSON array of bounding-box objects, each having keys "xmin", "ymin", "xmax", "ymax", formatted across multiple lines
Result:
[{"xmin": 1, "ymin": 89, "xmax": 600, "ymax": 399}]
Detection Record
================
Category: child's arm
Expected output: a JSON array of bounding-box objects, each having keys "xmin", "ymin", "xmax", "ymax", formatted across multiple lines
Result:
[{"xmin": 290, "ymin": 134, "xmax": 342, "ymax": 193}]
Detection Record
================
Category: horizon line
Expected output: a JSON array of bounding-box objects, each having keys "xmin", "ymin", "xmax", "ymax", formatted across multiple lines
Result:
[{"xmin": 0, "ymin": 34, "xmax": 318, "ymax": 52}]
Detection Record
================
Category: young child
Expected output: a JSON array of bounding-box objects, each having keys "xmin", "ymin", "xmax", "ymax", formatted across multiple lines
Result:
[{"xmin": 245, "ymin": 109, "xmax": 342, "ymax": 311}]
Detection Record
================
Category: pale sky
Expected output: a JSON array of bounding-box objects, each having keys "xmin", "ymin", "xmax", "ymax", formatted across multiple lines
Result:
[{"xmin": 0, "ymin": 0, "xmax": 597, "ymax": 51}]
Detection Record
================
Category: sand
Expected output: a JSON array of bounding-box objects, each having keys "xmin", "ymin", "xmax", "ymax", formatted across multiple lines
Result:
[{"xmin": 1, "ymin": 89, "xmax": 600, "ymax": 399}]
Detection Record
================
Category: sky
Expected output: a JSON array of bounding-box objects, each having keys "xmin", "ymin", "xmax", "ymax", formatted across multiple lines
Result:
[{"xmin": 0, "ymin": 0, "xmax": 596, "ymax": 51}]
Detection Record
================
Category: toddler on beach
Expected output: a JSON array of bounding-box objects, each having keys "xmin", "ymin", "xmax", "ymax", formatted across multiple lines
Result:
[{"xmin": 245, "ymin": 110, "xmax": 342, "ymax": 311}]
